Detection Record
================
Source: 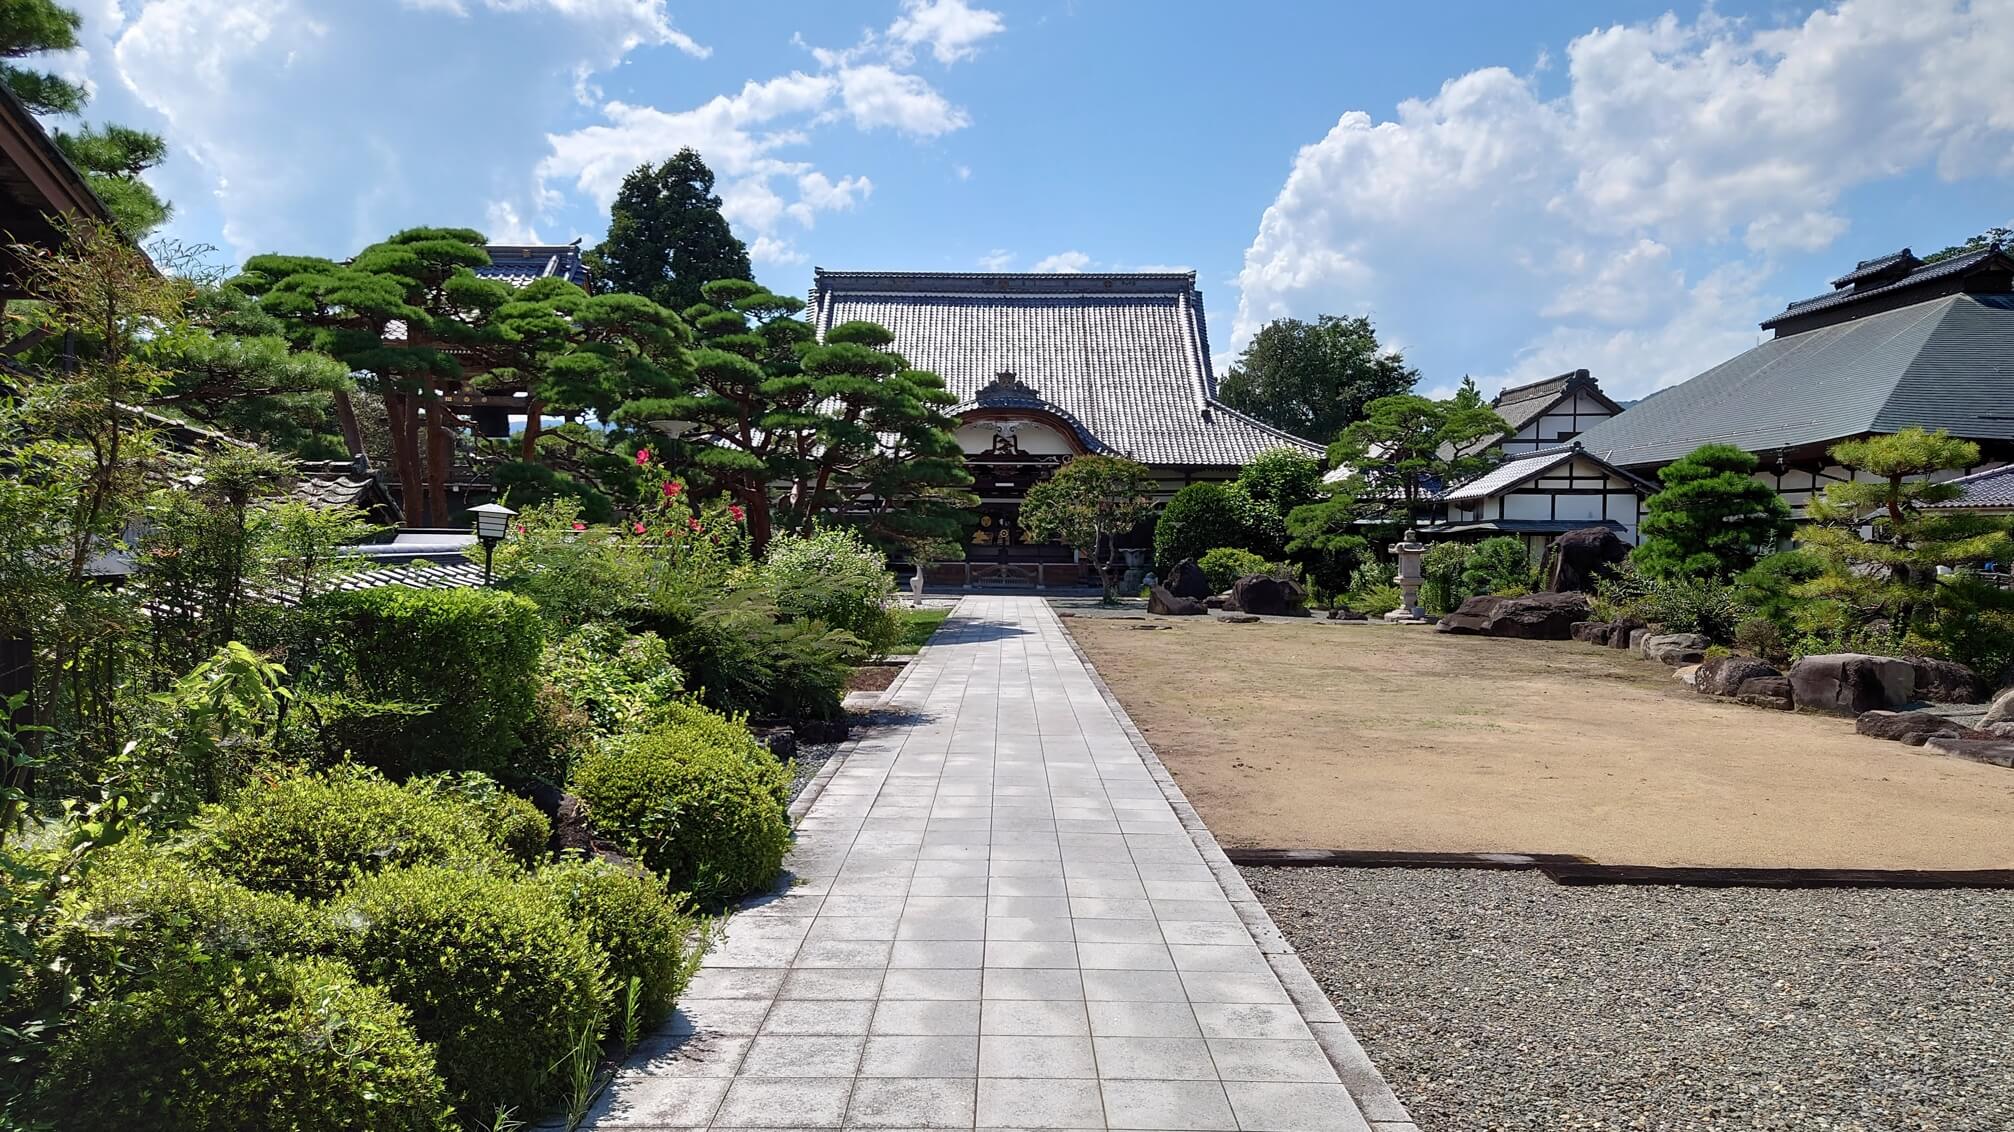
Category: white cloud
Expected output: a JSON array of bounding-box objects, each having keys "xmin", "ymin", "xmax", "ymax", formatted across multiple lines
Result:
[
  {"xmin": 977, "ymin": 248, "xmax": 1014, "ymax": 270},
  {"xmin": 888, "ymin": 0, "xmax": 1005, "ymax": 65},
  {"xmin": 485, "ymin": 199, "xmax": 544, "ymax": 243},
  {"xmin": 836, "ymin": 64, "xmax": 970, "ymax": 136},
  {"xmin": 953, "ymin": 163, "xmax": 972, "ymax": 180},
  {"xmin": 1031, "ymin": 250, "xmax": 1091, "ymax": 273},
  {"xmin": 1232, "ymin": 1, "xmax": 2014, "ymax": 400}
]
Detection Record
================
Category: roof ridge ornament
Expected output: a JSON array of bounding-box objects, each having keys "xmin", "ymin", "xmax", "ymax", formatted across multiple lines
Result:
[{"xmin": 978, "ymin": 369, "xmax": 1041, "ymax": 401}]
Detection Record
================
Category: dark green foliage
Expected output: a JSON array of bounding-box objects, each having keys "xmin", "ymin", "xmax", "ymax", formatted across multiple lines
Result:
[
  {"xmin": 1197, "ymin": 548, "xmax": 1270, "ymax": 593},
  {"xmin": 1633, "ymin": 444, "xmax": 1794, "ymax": 580},
  {"xmin": 1734, "ymin": 549, "xmax": 1826, "ymax": 625},
  {"xmin": 294, "ymin": 587, "xmax": 546, "ymax": 783},
  {"xmin": 762, "ymin": 529, "xmax": 904, "ymax": 656},
  {"xmin": 53, "ymin": 123, "xmax": 171, "ymax": 235},
  {"xmin": 187, "ymin": 767, "xmax": 519, "ymax": 902},
  {"xmin": 1595, "ymin": 562, "xmax": 1751, "ymax": 643},
  {"xmin": 408, "ymin": 771, "xmax": 554, "ymax": 865},
  {"xmin": 568, "ymin": 705, "xmax": 791, "ymax": 906},
  {"xmin": 153, "ymin": 283, "xmax": 355, "ymax": 457},
  {"xmin": 636, "ymin": 594, "xmax": 857, "ymax": 723},
  {"xmin": 588, "ymin": 149, "xmax": 753, "ymax": 313},
  {"xmin": 33, "ymin": 955, "xmax": 456, "ymax": 1132},
  {"xmin": 135, "ymin": 446, "xmax": 293, "ymax": 670},
  {"xmin": 1419, "ymin": 541, "xmax": 1470, "ymax": 615},
  {"xmin": 1235, "ymin": 448, "xmax": 1326, "ymax": 517},
  {"xmin": 330, "ymin": 865, "xmax": 610, "ymax": 1122},
  {"xmin": 516, "ymin": 679, "xmax": 599, "ymax": 792},
  {"xmin": 1283, "ymin": 491, "xmax": 1371, "ymax": 600},
  {"xmin": 1328, "ymin": 393, "xmax": 1509, "ymax": 519},
  {"xmin": 1216, "ymin": 315, "xmax": 1419, "ymax": 442},
  {"xmin": 1, "ymin": 0, "xmax": 86, "ymax": 113},
  {"xmin": 493, "ymin": 459, "xmax": 617, "ymax": 524},
  {"xmin": 1460, "ymin": 537, "xmax": 1537, "ymax": 596},
  {"xmin": 1152, "ymin": 482, "xmax": 1286, "ymax": 574},
  {"xmin": 1018, "ymin": 456, "xmax": 1158, "ymax": 603},
  {"xmin": 535, "ymin": 857, "xmax": 707, "ymax": 1036}
]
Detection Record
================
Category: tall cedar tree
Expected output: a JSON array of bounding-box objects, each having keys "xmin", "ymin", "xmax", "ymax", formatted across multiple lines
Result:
[
  {"xmin": 1216, "ymin": 315, "xmax": 1419, "ymax": 443},
  {"xmin": 1018, "ymin": 456, "xmax": 1157, "ymax": 603},
  {"xmin": 1796, "ymin": 428, "xmax": 2014, "ymax": 654},
  {"xmin": 619, "ymin": 278, "xmax": 972, "ymax": 553},
  {"xmin": 2, "ymin": 0, "xmax": 171, "ymax": 234},
  {"xmin": 1632, "ymin": 444, "xmax": 1794, "ymax": 580},
  {"xmin": 588, "ymin": 149, "xmax": 753, "ymax": 313}
]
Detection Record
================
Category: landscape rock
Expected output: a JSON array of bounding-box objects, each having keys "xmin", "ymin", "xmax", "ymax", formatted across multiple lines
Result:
[
  {"xmin": 1856, "ymin": 710, "xmax": 1967, "ymax": 746},
  {"xmin": 1673, "ymin": 664, "xmax": 1700, "ymax": 687},
  {"xmin": 1982, "ymin": 721, "xmax": 2014, "ymax": 738},
  {"xmin": 1694, "ymin": 655, "xmax": 1780, "ymax": 697},
  {"xmin": 1735, "ymin": 676, "xmax": 1793, "ymax": 710},
  {"xmin": 1570, "ymin": 620, "xmax": 1607, "ymax": 644},
  {"xmin": 1164, "ymin": 558, "xmax": 1212, "ymax": 600},
  {"xmin": 1627, "ymin": 627, "xmax": 1650, "ymax": 654},
  {"xmin": 1921, "ymin": 736, "xmax": 2014, "ymax": 768},
  {"xmin": 1907, "ymin": 658, "xmax": 1988, "ymax": 704},
  {"xmin": 794, "ymin": 717, "xmax": 851, "ymax": 744},
  {"xmin": 1203, "ymin": 594, "xmax": 1228, "ymax": 610},
  {"xmin": 1217, "ymin": 612, "xmax": 1261, "ymax": 624},
  {"xmin": 1147, "ymin": 584, "xmax": 1206, "ymax": 616},
  {"xmin": 1609, "ymin": 617, "xmax": 1649, "ymax": 650},
  {"xmin": 1788, "ymin": 653, "xmax": 1916, "ymax": 716},
  {"xmin": 1545, "ymin": 526, "xmax": 1630, "ymax": 594},
  {"xmin": 756, "ymin": 727, "xmax": 799, "ymax": 761},
  {"xmin": 1640, "ymin": 632, "xmax": 1711, "ymax": 666},
  {"xmin": 1326, "ymin": 608, "xmax": 1368, "ymax": 621},
  {"xmin": 1229, "ymin": 573, "xmax": 1304, "ymax": 617},
  {"xmin": 1982, "ymin": 686, "xmax": 2014, "ymax": 725},
  {"xmin": 1433, "ymin": 591, "xmax": 1592, "ymax": 639}
]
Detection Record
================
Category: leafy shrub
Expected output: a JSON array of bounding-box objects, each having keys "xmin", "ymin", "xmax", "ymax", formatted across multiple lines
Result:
[
  {"xmin": 762, "ymin": 528, "xmax": 904, "ymax": 655},
  {"xmin": 636, "ymin": 591, "xmax": 857, "ymax": 723},
  {"xmin": 330, "ymin": 865, "xmax": 609, "ymax": 1122},
  {"xmin": 1197, "ymin": 547, "xmax": 1270, "ymax": 592},
  {"xmin": 1733, "ymin": 616, "xmax": 1789, "ymax": 663},
  {"xmin": 409, "ymin": 771, "xmax": 553, "ymax": 864},
  {"xmin": 1734, "ymin": 549, "xmax": 1826, "ymax": 625},
  {"xmin": 34, "ymin": 955, "xmax": 455, "ymax": 1132},
  {"xmin": 188, "ymin": 766, "xmax": 518, "ymax": 901},
  {"xmin": 569, "ymin": 708, "xmax": 791, "ymax": 905},
  {"xmin": 1342, "ymin": 562, "xmax": 1402, "ymax": 616},
  {"xmin": 1633, "ymin": 444, "xmax": 1794, "ymax": 580},
  {"xmin": 1596, "ymin": 563, "xmax": 1751, "ymax": 643},
  {"xmin": 294, "ymin": 586, "xmax": 546, "ymax": 783},
  {"xmin": 1419, "ymin": 541, "xmax": 1470, "ymax": 615},
  {"xmin": 484, "ymin": 499, "xmax": 652, "ymax": 628},
  {"xmin": 1461, "ymin": 536, "xmax": 1538, "ymax": 597},
  {"xmin": 1235, "ymin": 449, "xmax": 1325, "ymax": 516},
  {"xmin": 543, "ymin": 622, "xmax": 686, "ymax": 736},
  {"xmin": 517, "ymin": 679, "xmax": 598, "ymax": 788},
  {"xmin": 535, "ymin": 858, "xmax": 710, "ymax": 1035},
  {"xmin": 1152, "ymin": 482, "xmax": 1286, "ymax": 574}
]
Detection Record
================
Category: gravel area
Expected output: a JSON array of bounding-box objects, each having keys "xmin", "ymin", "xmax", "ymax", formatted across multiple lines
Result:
[{"xmin": 1245, "ymin": 866, "xmax": 2014, "ymax": 1132}]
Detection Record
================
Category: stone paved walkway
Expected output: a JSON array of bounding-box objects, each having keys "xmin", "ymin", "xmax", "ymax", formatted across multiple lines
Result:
[{"xmin": 579, "ymin": 597, "xmax": 1410, "ymax": 1131}]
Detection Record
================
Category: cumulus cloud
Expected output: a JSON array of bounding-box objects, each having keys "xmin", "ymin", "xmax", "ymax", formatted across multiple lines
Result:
[
  {"xmin": 977, "ymin": 248, "xmax": 1014, "ymax": 270},
  {"xmin": 1031, "ymin": 250, "xmax": 1091, "ymax": 273},
  {"xmin": 888, "ymin": 0, "xmax": 1005, "ymax": 65},
  {"xmin": 1232, "ymin": 1, "xmax": 2014, "ymax": 399}
]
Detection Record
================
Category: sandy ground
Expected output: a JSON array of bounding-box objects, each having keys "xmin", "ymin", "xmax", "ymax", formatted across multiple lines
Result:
[{"xmin": 1067, "ymin": 616, "xmax": 2014, "ymax": 869}]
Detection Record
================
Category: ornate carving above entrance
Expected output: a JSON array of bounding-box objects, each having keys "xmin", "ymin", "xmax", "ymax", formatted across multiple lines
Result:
[{"xmin": 976, "ymin": 369, "xmax": 1041, "ymax": 402}]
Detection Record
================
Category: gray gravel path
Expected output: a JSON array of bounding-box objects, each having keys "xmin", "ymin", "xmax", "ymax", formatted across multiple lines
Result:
[{"xmin": 1244, "ymin": 866, "xmax": 2014, "ymax": 1132}]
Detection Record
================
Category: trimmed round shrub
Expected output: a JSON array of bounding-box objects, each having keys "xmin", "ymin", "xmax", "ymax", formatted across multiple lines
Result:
[
  {"xmin": 1197, "ymin": 547, "xmax": 1270, "ymax": 593},
  {"xmin": 535, "ymin": 858, "xmax": 706, "ymax": 1035},
  {"xmin": 188, "ymin": 767, "xmax": 516, "ymax": 901},
  {"xmin": 762, "ymin": 528, "xmax": 904, "ymax": 655},
  {"xmin": 34, "ymin": 955, "xmax": 455, "ymax": 1132},
  {"xmin": 330, "ymin": 865, "xmax": 610, "ymax": 1121},
  {"xmin": 406, "ymin": 771, "xmax": 554, "ymax": 865},
  {"xmin": 1460, "ymin": 536, "xmax": 1537, "ymax": 597},
  {"xmin": 569, "ymin": 708, "xmax": 791, "ymax": 905},
  {"xmin": 1152, "ymin": 482, "xmax": 1286, "ymax": 574}
]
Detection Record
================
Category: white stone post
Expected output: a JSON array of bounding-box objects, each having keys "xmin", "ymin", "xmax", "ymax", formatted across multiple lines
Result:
[{"xmin": 1385, "ymin": 528, "xmax": 1430, "ymax": 623}]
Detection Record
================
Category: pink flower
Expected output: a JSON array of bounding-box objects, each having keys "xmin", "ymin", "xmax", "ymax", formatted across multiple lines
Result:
[
  {"xmin": 634, "ymin": 448, "xmax": 651, "ymax": 466},
  {"xmin": 514, "ymin": 523, "xmax": 525, "ymax": 534},
  {"xmin": 728, "ymin": 504, "xmax": 746, "ymax": 522},
  {"xmin": 632, "ymin": 521, "xmax": 646, "ymax": 535},
  {"xmin": 687, "ymin": 517, "xmax": 703, "ymax": 532},
  {"xmin": 571, "ymin": 521, "xmax": 586, "ymax": 531},
  {"xmin": 661, "ymin": 480, "xmax": 681, "ymax": 498}
]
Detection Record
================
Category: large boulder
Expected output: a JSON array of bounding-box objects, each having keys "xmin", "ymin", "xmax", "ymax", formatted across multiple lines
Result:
[
  {"xmin": 1608, "ymin": 617, "xmax": 1649, "ymax": 650},
  {"xmin": 1545, "ymin": 527, "xmax": 1630, "ymax": 594},
  {"xmin": 1640, "ymin": 632, "xmax": 1710, "ymax": 666},
  {"xmin": 1921, "ymin": 736, "xmax": 2014, "ymax": 768},
  {"xmin": 1855, "ymin": 710, "xmax": 1968, "ymax": 746},
  {"xmin": 1164, "ymin": 558, "xmax": 1212, "ymax": 600},
  {"xmin": 1570, "ymin": 621, "xmax": 1606, "ymax": 644},
  {"xmin": 1147, "ymin": 584, "xmax": 1206, "ymax": 616},
  {"xmin": 1228, "ymin": 573, "xmax": 1305, "ymax": 617},
  {"xmin": 1908, "ymin": 658, "xmax": 1988, "ymax": 704},
  {"xmin": 1694, "ymin": 655, "xmax": 1780, "ymax": 697},
  {"xmin": 1788, "ymin": 653, "xmax": 1915, "ymax": 716},
  {"xmin": 1986, "ymin": 687, "xmax": 2014, "ymax": 726},
  {"xmin": 1734, "ymin": 676, "xmax": 1794, "ymax": 711},
  {"xmin": 1433, "ymin": 592, "xmax": 1591, "ymax": 639}
]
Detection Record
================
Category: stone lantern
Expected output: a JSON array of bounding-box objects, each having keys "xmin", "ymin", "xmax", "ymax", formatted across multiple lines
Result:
[{"xmin": 1385, "ymin": 527, "xmax": 1430, "ymax": 623}]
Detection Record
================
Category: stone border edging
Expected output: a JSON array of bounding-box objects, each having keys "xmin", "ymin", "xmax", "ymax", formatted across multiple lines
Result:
[
  {"xmin": 1054, "ymin": 612, "xmax": 1421, "ymax": 1132},
  {"xmin": 1224, "ymin": 849, "xmax": 2014, "ymax": 890}
]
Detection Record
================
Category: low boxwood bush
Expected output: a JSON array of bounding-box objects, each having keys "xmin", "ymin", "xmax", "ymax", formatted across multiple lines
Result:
[
  {"xmin": 294, "ymin": 586, "xmax": 546, "ymax": 782},
  {"xmin": 187, "ymin": 767, "xmax": 520, "ymax": 901},
  {"xmin": 408, "ymin": 771, "xmax": 554, "ymax": 864},
  {"xmin": 1197, "ymin": 547, "xmax": 1270, "ymax": 592},
  {"xmin": 535, "ymin": 858, "xmax": 709, "ymax": 1035},
  {"xmin": 34, "ymin": 955, "xmax": 455, "ymax": 1132},
  {"xmin": 331, "ymin": 865, "xmax": 610, "ymax": 1122},
  {"xmin": 568, "ymin": 706, "xmax": 791, "ymax": 905}
]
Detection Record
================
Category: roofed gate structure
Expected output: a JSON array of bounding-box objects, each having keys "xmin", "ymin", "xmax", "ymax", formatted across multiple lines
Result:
[{"xmin": 811, "ymin": 270, "xmax": 1319, "ymax": 586}]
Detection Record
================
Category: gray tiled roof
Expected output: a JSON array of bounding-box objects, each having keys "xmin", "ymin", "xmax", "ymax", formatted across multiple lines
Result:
[
  {"xmin": 1926, "ymin": 464, "xmax": 2014, "ymax": 510},
  {"xmin": 1580, "ymin": 292, "xmax": 2014, "ymax": 468},
  {"xmin": 1762, "ymin": 247, "xmax": 2007, "ymax": 329},
  {"xmin": 476, "ymin": 243, "xmax": 590, "ymax": 288},
  {"xmin": 1830, "ymin": 249, "xmax": 1916, "ymax": 288},
  {"xmin": 1441, "ymin": 449, "xmax": 1579, "ymax": 502},
  {"xmin": 809, "ymin": 270, "xmax": 1321, "ymax": 467}
]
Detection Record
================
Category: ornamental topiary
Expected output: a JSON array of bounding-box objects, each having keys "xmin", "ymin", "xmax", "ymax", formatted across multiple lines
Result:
[
  {"xmin": 1152, "ymin": 482, "xmax": 1287, "ymax": 575},
  {"xmin": 34, "ymin": 955, "xmax": 455, "ymax": 1132},
  {"xmin": 294, "ymin": 586, "xmax": 546, "ymax": 782},
  {"xmin": 568, "ymin": 707, "xmax": 791, "ymax": 905},
  {"xmin": 535, "ymin": 858, "xmax": 710, "ymax": 1036},
  {"xmin": 330, "ymin": 865, "xmax": 610, "ymax": 1122},
  {"xmin": 1197, "ymin": 547, "xmax": 1270, "ymax": 593},
  {"xmin": 187, "ymin": 767, "xmax": 518, "ymax": 902}
]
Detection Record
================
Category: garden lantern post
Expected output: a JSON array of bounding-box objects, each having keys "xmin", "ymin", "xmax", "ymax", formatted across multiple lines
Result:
[
  {"xmin": 469, "ymin": 503, "xmax": 516, "ymax": 585},
  {"xmin": 1386, "ymin": 527, "xmax": 1430, "ymax": 623}
]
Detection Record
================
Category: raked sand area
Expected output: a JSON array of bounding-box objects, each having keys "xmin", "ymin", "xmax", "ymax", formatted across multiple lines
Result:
[
  {"xmin": 1067, "ymin": 615, "xmax": 2014, "ymax": 870},
  {"xmin": 572, "ymin": 596, "xmax": 1411, "ymax": 1131}
]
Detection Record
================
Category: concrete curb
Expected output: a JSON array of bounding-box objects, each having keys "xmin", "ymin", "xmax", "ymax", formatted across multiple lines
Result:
[{"xmin": 1055, "ymin": 611, "xmax": 1422, "ymax": 1132}]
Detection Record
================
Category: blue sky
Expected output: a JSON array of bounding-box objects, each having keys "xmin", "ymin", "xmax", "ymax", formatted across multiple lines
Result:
[{"xmin": 49, "ymin": 0, "xmax": 2014, "ymax": 406}]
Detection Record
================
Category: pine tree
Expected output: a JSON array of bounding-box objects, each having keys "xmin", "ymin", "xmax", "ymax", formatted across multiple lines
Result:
[
  {"xmin": 1632, "ymin": 444, "xmax": 1794, "ymax": 580},
  {"xmin": 2, "ymin": 0, "xmax": 172, "ymax": 235},
  {"xmin": 1327, "ymin": 392, "xmax": 1507, "ymax": 519},
  {"xmin": 587, "ymin": 149, "xmax": 753, "ymax": 313}
]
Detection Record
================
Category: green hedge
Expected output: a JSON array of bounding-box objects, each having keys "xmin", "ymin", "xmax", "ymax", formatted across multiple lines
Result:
[
  {"xmin": 568, "ymin": 703, "xmax": 791, "ymax": 905},
  {"xmin": 1197, "ymin": 547, "xmax": 1270, "ymax": 593},
  {"xmin": 34, "ymin": 955, "xmax": 455, "ymax": 1132},
  {"xmin": 1153, "ymin": 483, "xmax": 1286, "ymax": 574},
  {"xmin": 296, "ymin": 587, "xmax": 547, "ymax": 782},
  {"xmin": 187, "ymin": 767, "xmax": 524, "ymax": 901},
  {"xmin": 536, "ymin": 857, "xmax": 707, "ymax": 1036},
  {"xmin": 330, "ymin": 865, "xmax": 610, "ymax": 1122}
]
